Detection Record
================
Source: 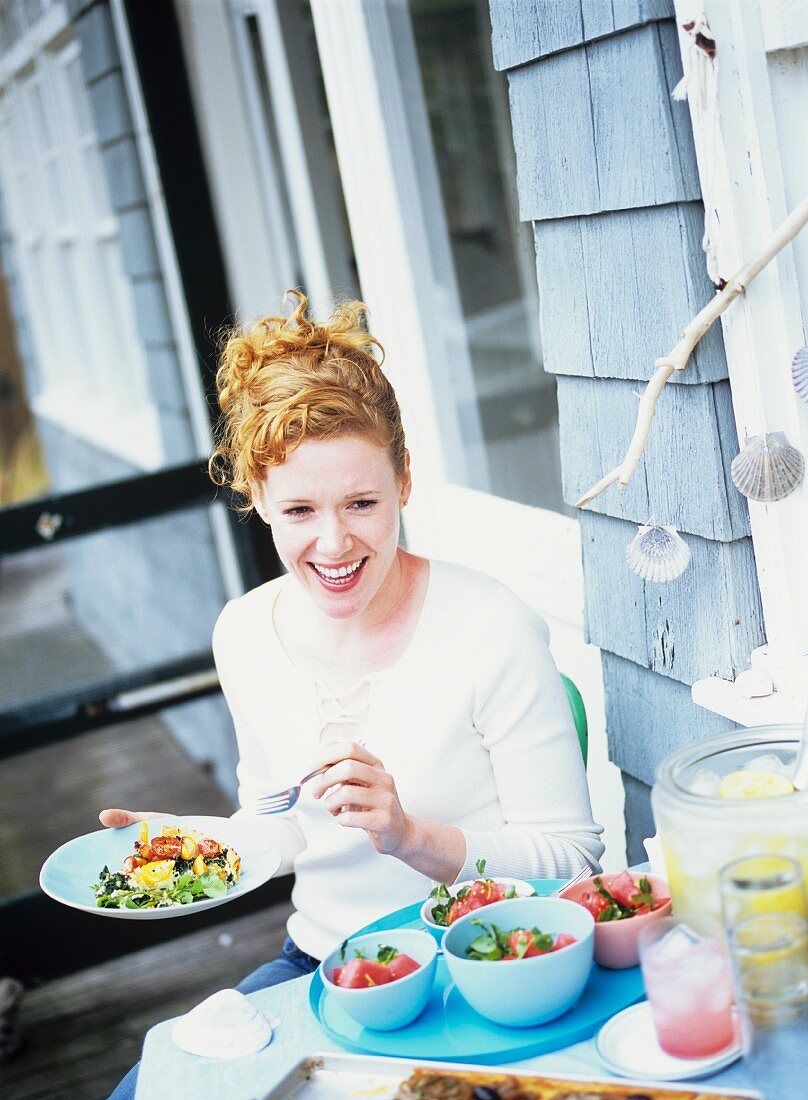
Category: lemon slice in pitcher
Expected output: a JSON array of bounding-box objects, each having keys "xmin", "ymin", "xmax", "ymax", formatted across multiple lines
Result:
[{"xmin": 719, "ymin": 769, "xmax": 795, "ymax": 800}]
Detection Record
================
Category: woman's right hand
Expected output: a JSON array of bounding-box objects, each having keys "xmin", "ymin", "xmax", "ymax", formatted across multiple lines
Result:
[{"xmin": 98, "ymin": 809, "xmax": 172, "ymax": 829}]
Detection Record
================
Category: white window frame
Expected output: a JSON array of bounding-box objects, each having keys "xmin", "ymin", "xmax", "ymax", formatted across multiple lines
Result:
[
  {"xmin": 109, "ymin": 0, "xmax": 244, "ymax": 600},
  {"xmin": 674, "ymin": 0, "xmax": 808, "ymax": 725},
  {"xmin": 0, "ymin": 0, "xmax": 163, "ymax": 468}
]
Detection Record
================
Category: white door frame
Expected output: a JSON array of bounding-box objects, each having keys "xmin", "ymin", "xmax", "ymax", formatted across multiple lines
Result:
[
  {"xmin": 309, "ymin": 0, "xmax": 625, "ymax": 865},
  {"xmin": 674, "ymin": 0, "xmax": 808, "ymax": 724}
]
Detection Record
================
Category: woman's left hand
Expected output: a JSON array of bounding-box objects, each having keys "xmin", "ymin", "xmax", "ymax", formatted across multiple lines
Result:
[{"xmin": 308, "ymin": 740, "xmax": 412, "ymax": 856}]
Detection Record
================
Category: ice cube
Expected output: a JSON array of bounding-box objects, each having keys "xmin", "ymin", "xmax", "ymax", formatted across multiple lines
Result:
[
  {"xmin": 651, "ymin": 923, "xmax": 701, "ymax": 962},
  {"xmin": 742, "ymin": 754, "xmax": 790, "ymax": 776},
  {"xmin": 688, "ymin": 767, "xmax": 722, "ymax": 797},
  {"xmin": 708, "ymin": 984, "xmax": 733, "ymax": 1013},
  {"xmin": 658, "ymin": 982, "xmax": 701, "ymax": 1017}
]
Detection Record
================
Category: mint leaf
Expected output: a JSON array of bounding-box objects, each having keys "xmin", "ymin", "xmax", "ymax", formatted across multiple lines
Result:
[{"xmin": 531, "ymin": 928, "xmax": 553, "ymax": 953}]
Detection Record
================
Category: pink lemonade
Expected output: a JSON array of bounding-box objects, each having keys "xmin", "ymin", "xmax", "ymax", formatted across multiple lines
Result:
[{"xmin": 641, "ymin": 927, "xmax": 735, "ymax": 1058}]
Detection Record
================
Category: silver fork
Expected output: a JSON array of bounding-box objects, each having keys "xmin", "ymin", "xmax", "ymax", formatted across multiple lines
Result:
[
  {"xmin": 255, "ymin": 765, "xmax": 330, "ymax": 815},
  {"xmin": 547, "ymin": 864, "xmax": 592, "ymax": 895}
]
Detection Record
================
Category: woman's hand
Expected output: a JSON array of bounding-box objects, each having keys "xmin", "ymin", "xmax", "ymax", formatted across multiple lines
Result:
[
  {"xmin": 308, "ymin": 741, "xmax": 412, "ymax": 856},
  {"xmin": 98, "ymin": 809, "xmax": 172, "ymax": 829},
  {"xmin": 308, "ymin": 740, "xmax": 466, "ymax": 882}
]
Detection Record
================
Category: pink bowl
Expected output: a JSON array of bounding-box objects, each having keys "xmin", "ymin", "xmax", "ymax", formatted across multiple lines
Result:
[{"xmin": 559, "ymin": 871, "xmax": 672, "ymax": 969}]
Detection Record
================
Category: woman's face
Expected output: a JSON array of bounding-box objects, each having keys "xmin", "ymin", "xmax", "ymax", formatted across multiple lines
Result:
[{"xmin": 255, "ymin": 434, "xmax": 410, "ymax": 621}]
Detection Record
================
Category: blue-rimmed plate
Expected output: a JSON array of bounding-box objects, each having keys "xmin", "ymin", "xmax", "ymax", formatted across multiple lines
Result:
[
  {"xmin": 39, "ymin": 815, "xmax": 281, "ymax": 919},
  {"xmin": 308, "ymin": 880, "xmax": 646, "ymax": 1064}
]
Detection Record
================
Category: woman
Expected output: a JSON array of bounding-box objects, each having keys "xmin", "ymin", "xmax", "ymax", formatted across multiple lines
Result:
[{"xmin": 104, "ymin": 291, "xmax": 603, "ymax": 1094}]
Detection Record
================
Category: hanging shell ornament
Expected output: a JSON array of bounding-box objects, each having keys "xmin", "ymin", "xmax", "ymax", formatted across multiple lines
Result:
[
  {"xmin": 730, "ymin": 432, "xmax": 805, "ymax": 502},
  {"xmin": 626, "ymin": 524, "xmax": 691, "ymax": 583},
  {"xmin": 792, "ymin": 346, "xmax": 808, "ymax": 403}
]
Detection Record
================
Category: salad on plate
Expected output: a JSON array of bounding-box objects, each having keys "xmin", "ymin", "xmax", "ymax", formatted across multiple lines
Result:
[{"xmin": 93, "ymin": 822, "xmax": 241, "ymax": 910}]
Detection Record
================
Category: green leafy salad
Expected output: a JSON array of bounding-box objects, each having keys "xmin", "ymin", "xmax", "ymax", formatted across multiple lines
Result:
[{"xmin": 92, "ymin": 823, "xmax": 241, "ymax": 910}]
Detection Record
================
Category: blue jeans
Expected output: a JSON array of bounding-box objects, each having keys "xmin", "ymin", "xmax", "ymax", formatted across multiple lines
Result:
[{"xmin": 108, "ymin": 937, "xmax": 320, "ymax": 1099}]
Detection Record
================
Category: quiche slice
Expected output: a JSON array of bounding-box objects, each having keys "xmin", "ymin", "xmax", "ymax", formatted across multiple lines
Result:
[{"xmin": 394, "ymin": 1068, "xmax": 748, "ymax": 1100}]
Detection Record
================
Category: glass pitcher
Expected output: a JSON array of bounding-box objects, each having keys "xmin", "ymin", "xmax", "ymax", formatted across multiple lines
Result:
[{"xmin": 652, "ymin": 725, "xmax": 808, "ymax": 934}]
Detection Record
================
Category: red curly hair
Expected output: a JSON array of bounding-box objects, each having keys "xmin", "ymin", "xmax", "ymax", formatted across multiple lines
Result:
[{"xmin": 209, "ymin": 290, "xmax": 406, "ymax": 513}]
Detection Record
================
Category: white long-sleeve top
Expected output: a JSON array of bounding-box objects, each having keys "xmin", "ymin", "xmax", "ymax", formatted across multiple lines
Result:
[{"xmin": 212, "ymin": 559, "xmax": 604, "ymax": 961}]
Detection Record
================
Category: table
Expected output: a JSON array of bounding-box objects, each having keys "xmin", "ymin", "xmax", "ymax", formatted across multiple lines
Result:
[{"xmin": 135, "ymin": 971, "xmax": 758, "ymax": 1099}]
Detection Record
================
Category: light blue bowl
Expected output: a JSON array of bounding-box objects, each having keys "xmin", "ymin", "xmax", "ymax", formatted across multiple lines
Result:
[
  {"xmin": 320, "ymin": 929, "xmax": 437, "ymax": 1031},
  {"xmin": 442, "ymin": 896, "xmax": 595, "ymax": 1027}
]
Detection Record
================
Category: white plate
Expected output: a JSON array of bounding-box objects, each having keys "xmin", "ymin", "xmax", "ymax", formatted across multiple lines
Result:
[
  {"xmin": 39, "ymin": 815, "xmax": 281, "ymax": 919},
  {"xmin": 596, "ymin": 1001, "xmax": 742, "ymax": 1081}
]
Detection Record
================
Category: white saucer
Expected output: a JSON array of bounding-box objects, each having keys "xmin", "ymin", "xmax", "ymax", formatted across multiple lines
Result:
[{"xmin": 596, "ymin": 1001, "xmax": 742, "ymax": 1081}]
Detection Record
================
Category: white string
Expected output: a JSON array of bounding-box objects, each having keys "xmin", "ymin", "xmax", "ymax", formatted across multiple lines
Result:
[{"xmin": 672, "ymin": 18, "xmax": 723, "ymax": 285}]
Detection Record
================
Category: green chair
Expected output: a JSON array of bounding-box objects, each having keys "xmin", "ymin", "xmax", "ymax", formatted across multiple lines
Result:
[{"xmin": 561, "ymin": 673, "xmax": 588, "ymax": 767}]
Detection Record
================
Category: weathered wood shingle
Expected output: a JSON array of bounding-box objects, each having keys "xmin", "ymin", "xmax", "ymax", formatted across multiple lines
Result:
[
  {"xmin": 557, "ymin": 377, "xmax": 749, "ymax": 540},
  {"xmin": 602, "ymin": 652, "xmax": 736, "ymax": 785},
  {"xmin": 489, "ymin": 0, "xmax": 674, "ymax": 71},
  {"xmin": 581, "ymin": 512, "xmax": 765, "ymax": 685},
  {"xmin": 508, "ymin": 22, "xmax": 699, "ymax": 221},
  {"xmin": 535, "ymin": 203, "xmax": 727, "ymax": 384}
]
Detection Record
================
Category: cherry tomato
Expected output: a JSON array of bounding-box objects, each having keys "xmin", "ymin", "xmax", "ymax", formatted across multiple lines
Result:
[
  {"xmin": 122, "ymin": 855, "xmax": 146, "ymax": 874},
  {"xmin": 149, "ymin": 835, "xmax": 183, "ymax": 859},
  {"xmin": 331, "ymin": 959, "xmax": 393, "ymax": 988},
  {"xmin": 384, "ymin": 953, "xmax": 421, "ymax": 981},
  {"xmin": 197, "ymin": 837, "xmax": 221, "ymax": 858},
  {"xmin": 579, "ymin": 890, "xmax": 610, "ymax": 919},
  {"xmin": 609, "ymin": 870, "xmax": 641, "ymax": 908},
  {"xmin": 551, "ymin": 932, "xmax": 578, "ymax": 951}
]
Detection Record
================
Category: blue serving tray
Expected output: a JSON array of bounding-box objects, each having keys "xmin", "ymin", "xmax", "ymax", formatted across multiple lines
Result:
[{"xmin": 308, "ymin": 879, "xmax": 646, "ymax": 1065}]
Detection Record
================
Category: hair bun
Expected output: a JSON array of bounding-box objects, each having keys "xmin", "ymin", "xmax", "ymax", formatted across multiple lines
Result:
[{"xmin": 209, "ymin": 289, "xmax": 404, "ymax": 512}]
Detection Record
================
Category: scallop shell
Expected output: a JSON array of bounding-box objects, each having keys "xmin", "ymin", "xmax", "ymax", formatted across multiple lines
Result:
[
  {"xmin": 730, "ymin": 432, "xmax": 805, "ymax": 502},
  {"xmin": 792, "ymin": 346, "xmax": 808, "ymax": 403},
  {"xmin": 625, "ymin": 524, "xmax": 691, "ymax": 583}
]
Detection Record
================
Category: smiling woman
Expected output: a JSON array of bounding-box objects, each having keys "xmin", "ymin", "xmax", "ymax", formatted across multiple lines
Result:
[{"xmin": 102, "ymin": 291, "xmax": 604, "ymax": 1100}]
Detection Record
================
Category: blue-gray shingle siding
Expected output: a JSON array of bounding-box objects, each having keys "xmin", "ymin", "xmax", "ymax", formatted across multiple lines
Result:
[
  {"xmin": 489, "ymin": 0, "xmax": 675, "ymax": 71},
  {"xmin": 557, "ymin": 377, "xmax": 749, "ymax": 540},
  {"xmin": 508, "ymin": 22, "xmax": 700, "ymax": 221},
  {"xmin": 488, "ymin": 0, "xmax": 762, "ymax": 855},
  {"xmin": 535, "ymin": 203, "xmax": 728, "ymax": 384}
]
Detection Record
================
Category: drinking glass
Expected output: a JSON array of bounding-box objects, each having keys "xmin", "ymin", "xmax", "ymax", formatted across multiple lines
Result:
[
  {"xmin": 720, "ymin": 854, "xmax": 808, "ymax": 929},
  {"xmin": 728, "ymin": 912, "xmax": 808, "ymax": 1100},
  {"xmin": 638, "ymin": 917, "xmax": 735, "ymax": 1058}
]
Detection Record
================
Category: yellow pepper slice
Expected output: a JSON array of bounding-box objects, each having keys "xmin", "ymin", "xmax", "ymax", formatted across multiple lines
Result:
[{"xmin": 136, "ymin": 860, "xmax": 176, "ymax": 887}]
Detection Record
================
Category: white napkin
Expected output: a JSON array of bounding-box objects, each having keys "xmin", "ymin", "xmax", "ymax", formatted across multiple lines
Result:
[{"xmin": 171, "ymin": 988, "xmax": 277, "ymax": 1059}]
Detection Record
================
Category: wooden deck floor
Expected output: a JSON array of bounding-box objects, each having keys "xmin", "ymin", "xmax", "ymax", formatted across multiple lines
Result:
[
  {"xmin": 0, "ymin": 903, "xmax": 294, "ymax": 1100},
  {"xmin": 1, "ymin": 716, "xmax": 235, "ymax": 900}
]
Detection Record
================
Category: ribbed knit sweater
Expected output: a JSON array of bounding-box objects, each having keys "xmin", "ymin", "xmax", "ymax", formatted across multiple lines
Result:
[{"xmin": 212, "ymin": 559, "xmax": 604, "ymax": 961}]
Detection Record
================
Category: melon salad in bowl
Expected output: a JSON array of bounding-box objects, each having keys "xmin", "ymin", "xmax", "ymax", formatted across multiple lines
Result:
[
  {"xmin": 92, "ymin": 822, "xmax": 241, "ymax": 910},
  {"xmin": 421, "ymin": 859, "xmax": 536, "ymax": 936}
]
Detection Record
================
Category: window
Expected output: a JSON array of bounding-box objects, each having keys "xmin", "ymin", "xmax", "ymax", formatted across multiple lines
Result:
[{"xmin": 0, "ymin": 4, "xmax": 160, "ymax": 467}]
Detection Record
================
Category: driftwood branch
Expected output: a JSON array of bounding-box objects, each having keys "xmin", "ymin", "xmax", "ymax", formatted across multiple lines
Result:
[{"xmin": 576, "ymin": 195, "xmax": 808, "ymax": 509}]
